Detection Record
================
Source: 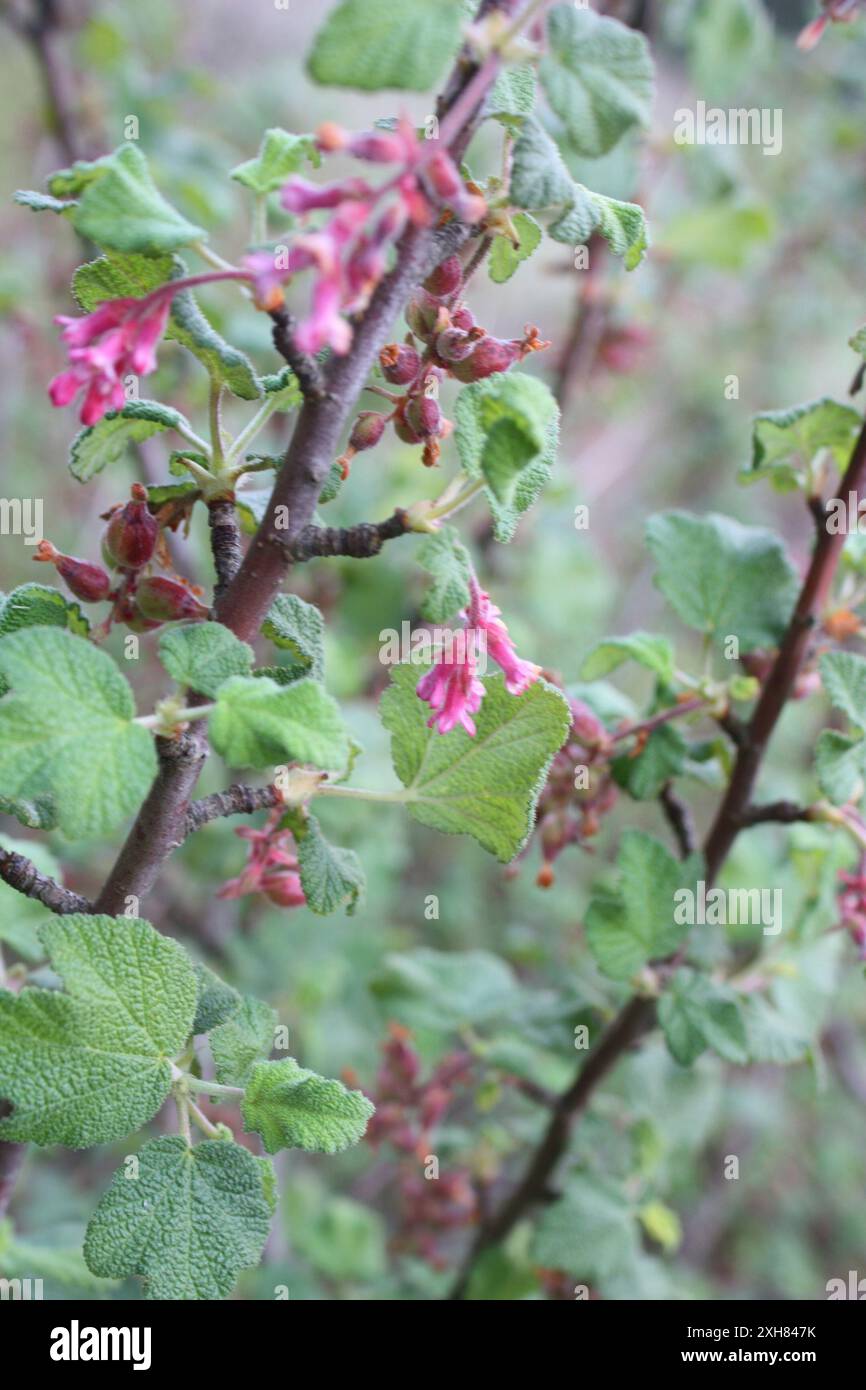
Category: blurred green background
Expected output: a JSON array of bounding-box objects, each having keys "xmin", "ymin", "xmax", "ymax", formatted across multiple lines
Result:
[{"xmin": 1, "ymin": 0, "xmax": 865, "ymax": 1301}]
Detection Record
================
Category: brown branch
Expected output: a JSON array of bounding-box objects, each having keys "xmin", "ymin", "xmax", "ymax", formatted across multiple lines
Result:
[
  {"xmin": 4, "ymin": 0, "xmax": 85, "ymax": 164},
  {"xmin": 279, "ymin": 510, "xmax": 410, "ymax": 562},
  {"xmin": 0, "ymin": 843, "xmax": 91, "ymax": 915},
  {"xmin": 185, "ymin": 783, "xmax": 281, "ymax": 837},
  {"xmin": 735, "ymin": 800, "xmax": 814, "ymax": 829},
  {"xmin": 207, "ymin": 498, "xmax": 244, "ymax": 601},
  {"xmin": 269, "ymin": 308, "xmax": 327, "ymax": 402},
  {"xmin": 659, "ymin": 782, "xmax": 696, "ymax": 858}
]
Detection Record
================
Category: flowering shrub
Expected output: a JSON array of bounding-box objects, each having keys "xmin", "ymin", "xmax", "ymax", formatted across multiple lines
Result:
[{"xmin": 1, "ymin": 0, "xmax": 866, "ymax": 1307}]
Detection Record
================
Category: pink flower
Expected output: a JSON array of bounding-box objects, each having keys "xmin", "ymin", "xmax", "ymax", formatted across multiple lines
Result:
[
  {"xmin": 217, "ymin": 810, "xmax": 307, "ymax": 910},
  {"xmin": 417, "ymin": 652, "xmax": 485, "ymax": 736},
  {"xmin": 49, "ymin": 295, "xmax": 171, "ymax": 426},
  {"xmin": 280, "ymin": 175, "xmax": 373, "ymax": 215},
  {"xmin": 295, "ymin": 275, "xmax": 353, "ymax": 354},
  {"xmin": 469, "ymin": 583, "xmax": 541, "ymax": 696},
  {"xmin": 798, "ymin": 0, "xmax": 861, "ymax": 48}
]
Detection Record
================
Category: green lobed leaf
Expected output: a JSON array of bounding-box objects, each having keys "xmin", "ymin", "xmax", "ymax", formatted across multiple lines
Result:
[
  {"xmin": 815, "ymin": 730, "xmax": 866, "ymax": 805},
  {"xmin": 72, "ymin": 251, "xmax": 175, "ymax": 310},
  {"xmin": 0, "ymin": 913, "xmax": 196, "ymax": 1146},
  {"xmin": 83, "ymin": 1136, "xmax": 272, "ymax": 1300},
  {"xmin": 159, "ymin": 622, "xmax": 253, "ymax": 698},
  {"xmin": 308, "ymin": 0, "xmax": 465, "ymax": 92},
  {"xmin": 455, "ymin": 371, "xmax": 560, "ymax": 537},
  {"xmin": 0, "ymin": 791, "xmax": 58, "ymax": 832},
  {"xmin": 613, "ymin": 722, "xmax": 686, "ymax": 801},
  {"xmin": 69, "ymin": 400, "xmax": 193, "ymax": 482},
  {"xmin": 0, "ymin": 627, "xmax": 157, "ymax": 838},
  {"xmin": 210, "ymin": 675, "xmax": 349, "ymax": 771},
  {"xmin": 230, "ymin": 129, "xmax": 320, "ymax": 194},
  {"xmin": 819, "ymin": 650, "xmax": 866, "ymax": 728},
  {"xmin": 242, "ymin": 1057, "xmax": 374, "ymax": 1154},
  {"xmin": 0, "ymin": 584, "xmax": 90, "ymax": 653},
  {"xmin": 487, "ymin": 64, "xmax": 537, "ymax": 127},
  {"xmin": 60, "ymin": 144, "xmax": 205, "ymax": 254},
  {"xmin": 285, "ymin": 811, "xmax": 365, "ymax": 917},
  {"xmin": 585, "ymin": 831, "xmax": 702, "ymax": 980},
  {"xmin": 261, "ymin": 593, "xmax": 325, "ymax": 681},
  {"xmin": 645, "ymin": 510, "xmax": 799, "ymax": 652},
  {"xmin": 380, "ymin": 665, "xmax": 571, "ymax": 862},
  {"xmin": 743, "ymin": 398, "xmax": 862, "ymax": 492},
  {"xmin": 167, "ymin": 282, "xmax": 262, "ymax": 400},
  {"xmin": 488, "ymin": 212, "xmax": 543, "ymax": 284},
  {"xmin": 658, "ymin": 968, "xmax": 749, "ymax": 1067},
  {"xmin": 14, "ymin": 189, "xmax": 76, "ymax": 215},
  {"xmin": 418, "ymin": 525, "xmax": 472, "ymax": 622},
  {"xmin": 532, "ymin": 1173, "xmax": 639, "ymax": 1280},
  {"xmin": 539, "ymin": 7, "xmax": 654, "ymax": 157},
  {"xmin": 581, "ymin": 632, "xmax": 675, "ymax": 684},
  {"xmin": 210, "ymin": 995, "xmax": 277, "ymax": 1087},
  {"xmin": 371, "ymin": 947, "xmax": 523, "ymax": 1032}
]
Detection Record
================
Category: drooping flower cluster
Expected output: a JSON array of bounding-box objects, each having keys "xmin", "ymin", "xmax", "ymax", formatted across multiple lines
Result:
[
  {"xmin": 835, "ymin": 863, "xmax": 866, "ymax": 959},
  {"xmin": 337, "ymin": 252, "xmax": 549, "ymax": 475},
  {"xmin": 416, "ymin": 576, "xmax": 541, "ymax": 736},
  {"xmin": 361, "ymin": 1024, "xmax": 476, "ymax": 1267},
  {"xmin": 245, "ymin": 118, "xmax": 487, "ymax": 356},
  {"xmin": 513, "ymin": 695, "xmax": 617, "ymax": 888},
  {"xmin": 48, "ymin": 295, "xmax": 172, "ymax": 426},
  {"xmin": 34, "ymin": 483, "xmax": 209, "ymax": 635},
  {"xmin": 798, "ymin": 0, "xmax": 862, "ymax": 49},
  {"xmin": 217, "ymin": 807, "xmax": 306, "ymax": 909}
]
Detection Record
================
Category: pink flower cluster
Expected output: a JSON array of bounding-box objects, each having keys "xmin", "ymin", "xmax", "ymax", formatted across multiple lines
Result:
[
  {"xmin": 798, "ymin": 0, "xmax": 862, "ymax": 49},
  {"xmin": 836, "ymin": 866, "xmax": 866, "ymax": 959},
  {"xmin": 49, "ymin": 295, "xmax": 171, "ymax": 426},
  {"xmin": 417, "ymin": 577, "xmax": 541, "ymax": 736},
  {"xmin": 217, "ymin": 808, "xmax": 306, "ymax": 909},
  {"xmin": 245, "ymin": 117, "xmax": 487, "ymax": 356}
]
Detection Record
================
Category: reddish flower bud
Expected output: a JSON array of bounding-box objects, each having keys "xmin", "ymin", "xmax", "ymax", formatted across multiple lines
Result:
[
  {"xmin": 135, "ymin": 576, "xmax": 210, "ymax": 623},
  {"xmin": 405, "ymin": 395, "xmax": 442, "ymax": 440},
  {"xmin": 423, "ymin": 255, "xmax": 463, "ymax": 299},
  {"xmin": 451, "ymin": 305, "xmax": 476, "ymax": 332},
  {"xmin": 380, "ymin": 342, "xmax": 421, "ymax": 385},
  {"xmin": 405, "ymin": 290, "xmax": 444, "ymax": 342},
  {"xmin": 349, "ymin": 411, "xmax": 388, "ymax": 453},
  {"xmin": 315, "ymin": 121, "xmax": 348, "ymax": 152},
  {"xmin": 261, "ymin": 870, "xmax": 307, "ymax": 908},
  {"xmin": 102, "ymin": 483, "xmax": 159, "ymax": 571},
  {"xmin": 32, "ymin": 539, "xmax": 111, "ymax": 603},
  {"xmin": 448, "ymin": 335, "xmax": 522, "ymax": 382},
  {"xmin": 434, "ymin": 326, "xmax": 483, "ymax": 363},
  {"xmin": 348, "ymin": 131, "xmax": 407, "ymax": 163}
]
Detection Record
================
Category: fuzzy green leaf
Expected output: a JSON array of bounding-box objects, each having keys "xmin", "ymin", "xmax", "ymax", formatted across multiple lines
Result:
[
  {"xmin": 581, "ymin": 632, "xmax": 675, "ymax": 684},
  {"xmin": 287, "ymin": 812, "xmax": 365, "ymax": 917},
  {"xmin": 455, "ymin": 372, "xmax": 560, "ymax": 537},
  {"xmin": 210, "ymin": 675, "xmax": 349, "ymax": 771},
  {"xmin": 659, "ymin": 968, "xmax": 749, "ymax": 1067},
  {"xmin": 192, "ymin": 963, "xmax": 241, "ymax": 1035},
  {"xmin": 645, "ymin": 510, "xmax": 799, "ymax": 652},
  {"xmin": 60, "ymin": 144, "xmax": 205, "ymax": 254},
  {"xmin": 308, "ymin": 0, "xmax": 465, "ymax": 92},
  {"xmin": 242, "ymin": 1058, "xmax": 374, "ymax": 1154},
  {"xmin": 83, "ymin": 1136, "xmax": 272, "ymax": 1300},
  {"xmin": 0, "ymin": 584, "xmax": 89, "ymax": 644},
  {"xmin": 488, "ymin": 65, "xmax": 537, "ymax": 127},
  {"xmin": 230, "ymin": 129, "xmax": 320, "ymax": 194},
  {"xmin": 210, "ymin": 996, "xmax": 277, "ymax": 1087},
  {"xmin": 533, "ymin": 1174, "xmax": 638, "ymax": 1280},
  {"xmin": 69, "ymin": 400, "xmax": 192, "ymax": 482},
  {"xmin": 586, "ymin": 831, "xmax": 702, "ymax": 980},
  {"xmin": 159, "ymin": 622, "xmax": 253, "ymax": 698},
  {"xmin": 380, "ymin": 665, "xmax": 570, "ymax": 862},
  {"xmin": 418, "ymin": 526, "xmax": 472, "ymax": 623},
  {"xmin": 261, "ymin": 593, "xmax": 325, "ymax": 681},
  {"xmin": 14, "ymin": 189, "xmax": 76, "ymax": 215},
  {"xmin": 167, "ymin": 284, "xmax": 262, "ymax": 400},
  {"xmin": 0, "ymin": 913, "xmax": 196, "ymax": 1146},
  {"xmin": 72, "ymin": 251, "xmax": 175, "ymax": 310},
  {"xmin": 744, "ymin": 398, "xmax": 862, "ymax": 491},
  {"xmin": 539, "ymin": 7, "xmax": 654, "ymax": 157},
  {"xmin": 815, "ymin": 730, "xmax": 866, "ymax": 805},
  {"xmin": 820, "ymin": 650, "xmax": 866, "ymax": 728},
  {"xmin": 0, "ymin": 627, "xmax": 157, "ymax": 838}
]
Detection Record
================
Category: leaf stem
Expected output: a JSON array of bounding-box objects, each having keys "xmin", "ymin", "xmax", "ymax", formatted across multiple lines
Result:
[
  {"xmin": 317, "ymin": 783, "xmax": 408, "ymax": 804},
  {"xmin": 184, "ymin": 1076, "xmax": 245, "ymax": 1100}
]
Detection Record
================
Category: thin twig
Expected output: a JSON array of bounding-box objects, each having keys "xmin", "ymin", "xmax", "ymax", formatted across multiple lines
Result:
[
  {"xmin": 659, "ymin": 783, "xmax": 696, "ymax": 858},
  {"xmin": 0, "ymin": 843, "xmax": 91, "ymax": 915},
  {"xmin": 207, "ymin": 499, "xmax": 244, "ymax": 600},
  {"xmin": 269, "ymin": 307, "xmax": 327, "ymax": 401},
  {"xmin": 185, "ymin": 783, "xmax": 281, "ymax": 837},
  {"xmin": 279, "ymin": 510, "xmax": 411, "ymax": 562}
]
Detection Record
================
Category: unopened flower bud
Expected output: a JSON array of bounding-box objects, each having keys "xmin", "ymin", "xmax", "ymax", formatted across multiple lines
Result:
[
  {"xmin": 424, "ymin": 255, "xmax": 463, "ymax": 299},
  {"xmin": 135, "ymin": 575, "xmax": 210, "ymax": 623},
  {"xmin": 33, "ymin": 539, "xmax": 111, "ymax": 603},
  {"xmin": 451, "ymin": 305, "xmax": 476, "ymax": 332},
  {"xmin": 348, "ymin": 130, "xmax": 407, "ymax": 163},
  {"xmin": 261, "ymin": 871, "xmax": 306, "ymax": 908},
  {"xmin": 102, "ymin": 483, "xmax": 159, "ymax": 571},
  {"xmin": 405, "ymin": 290, "xmax": 444, "ymax": 342},
  {"xmin": 380, "ymin": 342, "xmax": 421, "ymax": 385},
  {"xmin": 315, "ymin": 121, "xmax": 348, "ymax": 153},
  {"xmin": 435, "ymin": 326, "xmax": 483, "ymax": 363},
  {"xmin": 405, "ymin": 395, "xmax": 442, "ymax": 439},
  {"xmin": 350, "ymin": 411, "xmax": 387, "ymax": 452},
  {"xmin": 449, "ymin": 335, "xmax": 522, "ymax": 383}
]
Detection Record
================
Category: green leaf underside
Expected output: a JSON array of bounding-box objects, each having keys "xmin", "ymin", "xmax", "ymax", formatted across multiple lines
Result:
[
  {"xmin": 581, "ymin": 631, "xmax": 675, "ymax": 684},
  {"xmin": 488, "ymin": 65, "xmax": 537, "ymax": 126},
  {"xmin": 645, "ymin": 510, "xmax": 799, "ymax": 651},
  {"xmin": 83, "ymin": 1137, "xmax": 272, "ymax": 1300},
  {"xmin": 0, "ymin": 627, "xmax": 157, "ymax": 838},
  {"xmin": 586, "ymin": 831, "xmax": 702, "ymax": 980},
  {"xmin": 455, "ymin": 372, "xmax": 561, "ymax": 539},
  {"xmin": 539, "ymin": 7, "xmax": 654, "ymax": 158},
  {"xmin": 210, "ymin": 675, "xmax": 349, "ymax": 771},
  {"xmin": 230, "ymin": 129, "xmax": 320, "ymax": 193},
  {"xmin": 210, "ymin": 995, "xmax": 277, "ymax": 1087},
  {"xmin": 261, "ymin": 593, "xmax": 326, "ymax": 681},
  {"xmin": 307, "ymin": 0, "xmax": 465, "ymax": 92},
  {"xmin": 241, "ymin": 1058, "xmax": 374, "ymax": 1154},
  {"xmin": 489, "ymin": 213, "xmax": 543, "ymax": 284},
  {"xmin": 192, "ymin": 963, "xmax": 241, "ymax": 1036},
  {"xmin": 70, "ymin": 401, "xmax": 191, "ymax": 482},
  {"xmin": 159, "ymin": 623, "xmax": 253, "ymax": 698},
  {"xmin": 380, "ymin": 665, "xmax": 571, "ymax": 862},
  {"xmin": 0, "ymin": 914, "xmax": 196, "ymax": 1147},
  {"xmin": 287, "ymin": 812, "xmax": 365, "ymax": 916},
  {"xmin": 54, "ymin": 145, "xmax": 205, "ymax": 254},
  {"xmin": 418, "ymin": 526, "xmax": 472, "ymax": 622},
  {"xmin": 511, "ymin": 118, "xmax": 648, "ymax": 268},
  {"xmin": 745, "ymin": 398, "xmax": 862, "ymax": 490}
]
